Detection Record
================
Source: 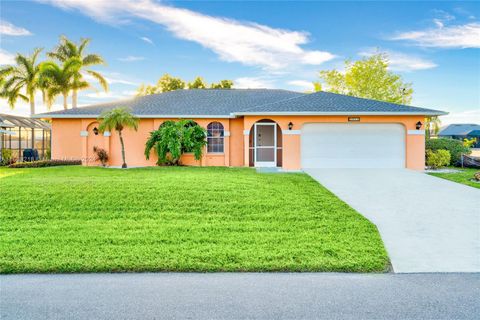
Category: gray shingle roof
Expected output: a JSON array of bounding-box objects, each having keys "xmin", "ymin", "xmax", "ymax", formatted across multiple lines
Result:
[
  {"xmin": 237, "ymin": 91, "xmax": 446, "ymax": 115},
  {"xmin": 439, "ymin": 124, "xmax": 480, "ymax": 136},
  {"xmin": 35, "ymin": 89, "xmax": 446, "ymax": 118},
  {"xmin": 35, "ymin": 89, "xmax": 302, "ymax": 118}
]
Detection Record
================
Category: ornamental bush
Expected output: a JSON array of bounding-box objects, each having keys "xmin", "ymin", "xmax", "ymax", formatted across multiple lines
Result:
[
  {"xmin": 8, "ymin": 159, "xmax": 81, "ymax": 168},
  {"xmin": 426, "ymin": 150, "xmax": 451, "ymax": 169},
  {"xmin": 144, "ymin": 120, "xmax": 207, "ymax": 165},
  {"xmin": 1, "ymin": 149, "xmax": 16, "ymax": 166},
  {"xmin": 474, "ymin": 172, "xmax": 480, "ymax": 181},
  {"xmin": 425, "ymin": 138, "xmax": 470, "ymax": 166}
]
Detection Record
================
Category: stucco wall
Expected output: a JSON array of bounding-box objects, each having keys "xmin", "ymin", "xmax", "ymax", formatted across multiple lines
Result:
[{"xmin": 50, "ymin": 115, "xmax": 426, "ymax": 170}]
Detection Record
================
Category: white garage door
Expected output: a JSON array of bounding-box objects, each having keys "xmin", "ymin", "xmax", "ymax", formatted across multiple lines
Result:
[{"xmin": 301, "ymin": 123, "xmax": 405, "ymax": 168}]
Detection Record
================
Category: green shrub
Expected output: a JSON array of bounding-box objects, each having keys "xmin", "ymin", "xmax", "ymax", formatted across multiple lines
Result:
[
  {"xmin": 8, "ymin": 159, "xmax": 81, "ymax": 168},
  {"xmin": 144, "ymin": 120, "xmax": 207, "ymax": 165},
  {"xmin": 1, "ymin": 149, "xmax": 16, "ymax": 166},
  {"xmin": 425, "ymin": 138, "xmax": 470, "ymax": 166},
  {"xmin": 426, "ymin": 150, "xmax": 451, "ymax": 169}
]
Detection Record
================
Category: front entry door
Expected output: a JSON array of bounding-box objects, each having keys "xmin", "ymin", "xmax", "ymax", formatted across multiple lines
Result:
[{"xmin": 254, "ymin": 123, "xmax": 276, "ymax": 167}]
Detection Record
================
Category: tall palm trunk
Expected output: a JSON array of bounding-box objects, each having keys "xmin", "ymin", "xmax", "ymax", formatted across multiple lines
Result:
[
  {"xmin": 118, "ymin": 130, "xmax": 127, "ymax": 168},
  {"xmin": 72, "ymin": 89, "xmax": 78, "ymax": 108},
  {"xmin": 29, "ymin": 93, "xmax": 35, "ymax": 116},
  {"xmin": 62, "ymin": 93, "xmax": 68, "ymax": 110}
]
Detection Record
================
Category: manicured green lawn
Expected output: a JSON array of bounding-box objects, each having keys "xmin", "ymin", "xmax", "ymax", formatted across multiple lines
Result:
[
  {"xmin": 428, "ymin": 168, "xmax": 480, "ymax": 189},
  {"xmin": 0, "ymin": 166, "xmax": 388, "ymax": 273}
]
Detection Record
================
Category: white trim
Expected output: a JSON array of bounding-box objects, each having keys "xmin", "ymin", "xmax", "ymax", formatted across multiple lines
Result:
[
  {"xmin": 80, "ymin": 130, "xmax": 88, "ymax": 137},
  {"xmin": 282, "ymin": 130, "xmax": 301, "ymax": 135},
  {"xmin": 407, "ymin": 130, "xmax": 425, "ymax": 135},
  {"xmin": 234, "ymin": 111, "xmax": 448, "ymax": 116},
  {"xmin": 33, "ymin": 110, "xmax": 448, "ymax": 119},
  {"xmin": 33, "ymin": 114, "xmax": 235, "ymax": 119},
  {"xmin": 243, "ymin": 130, "xmax": 250, "ymax": 135},
  {"xmin": 103, "ymin": 131, "xmax": 111, "ymax": 137},
  {"xmin": 224, "ymin": 131, "xmax": 231, "ymax": 137}
]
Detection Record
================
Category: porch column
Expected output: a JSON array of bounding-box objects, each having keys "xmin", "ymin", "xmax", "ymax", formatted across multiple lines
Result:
[
  {"xmin": 282, "ymin": 130, "xmax": 301, "ymax": 170},
  {"xmin": 224, "ymin": 130, "xmax": 230, "ymax": 166},
  {"xmin": 243, "ymin": 129, "xmax": 250, "ymax": 167}
]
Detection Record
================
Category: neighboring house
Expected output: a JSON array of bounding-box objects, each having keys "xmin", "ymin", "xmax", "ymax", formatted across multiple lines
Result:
[
  {"xmin": 438, "ymin": 124, "xmax": 480, "ymax": 148},
  {"xmin": 0, "ymin": 113, "xmax": 51, "ymax": 162},
  {"xmin": 34, "ymin": 89, "xmax": 446, "ymax": 170}
]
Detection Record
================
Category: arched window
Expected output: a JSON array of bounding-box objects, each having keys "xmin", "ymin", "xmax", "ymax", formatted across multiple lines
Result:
[{"xmin": 207, "ymin": 122, "xmax": 224, "ymax": 153}]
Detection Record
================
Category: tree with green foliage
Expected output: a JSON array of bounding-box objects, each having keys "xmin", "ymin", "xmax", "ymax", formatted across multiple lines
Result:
[
  {"xmin": 210, "ymin": 79, "xmax": 233, "ymax": 89},
  {"xmin": 136, "ymin": 75, "xmax": 234, "ymax": 96},
  {"xmin": 39, "ymin": 57, "xmax": 82, "ymax": 110},
  {"xmin": 48, "ymin": 36, "xmax": 108, "ymax": 108},
  {"xmin": 156, "ymin": 73, "xmax": 186, "ymax": 92},
  {"xmin": 145, "ymin": 120, "xmax": 207, "ymax": 165},
  {"xmin": 316, "ymin": 53, "xmax": 413, "ymax": 104},
  {"xmin": 0, "ymin": 48, "xmax": 44, "ymax": 115},
  {"xmin": 98, "ymin": 108, "xmax": 139, "ymax": 168},
  {"xmin": 188, "ymin": 76, "xmax": 207, "ymax": 89}
]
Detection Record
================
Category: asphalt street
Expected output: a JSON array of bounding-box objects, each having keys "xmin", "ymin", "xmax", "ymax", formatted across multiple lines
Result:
[{"xmin": 1, "ymin": 273, "xmax": 479, "ymax": 319}]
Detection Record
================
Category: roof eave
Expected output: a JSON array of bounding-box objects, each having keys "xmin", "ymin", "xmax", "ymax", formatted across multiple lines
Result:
[
  {"xmin": 32, "ymin": 114, "xmax": 236, "ymax": 119},
  {"xmin": 233, "ymin": 111, "xmax": 448, "ymax": 116}
]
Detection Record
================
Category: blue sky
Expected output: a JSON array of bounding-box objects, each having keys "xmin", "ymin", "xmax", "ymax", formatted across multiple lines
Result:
[{"xmin": 0, "ymin": 0, "xmax": 479, "ymax": 124}]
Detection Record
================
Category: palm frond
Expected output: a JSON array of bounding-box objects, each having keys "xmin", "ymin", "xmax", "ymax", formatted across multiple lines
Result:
[
  {"xmin": 82, "ymin": 54, "xmax": 104, "ymax": 66},
  {"xmin": 86, "ymin": 70, "xmax": 108, "ymax": 92},
  {"xmin": 78, "ymin": 38, "xmax": 91, "ymax": 55}
]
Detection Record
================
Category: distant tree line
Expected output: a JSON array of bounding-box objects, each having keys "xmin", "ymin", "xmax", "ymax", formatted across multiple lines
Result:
[{"xmin": 136, "ymin": 74, "xmax": 233, "ymax": 96}]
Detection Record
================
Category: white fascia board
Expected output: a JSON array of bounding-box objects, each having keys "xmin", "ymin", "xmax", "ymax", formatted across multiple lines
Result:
[
  {"xmin": 32, "ymin": 114, "xmax": 235, "ymax": 119},
  {"xmin": 233, "ymin": 111, "xmax": 448, "ymax": 116}
]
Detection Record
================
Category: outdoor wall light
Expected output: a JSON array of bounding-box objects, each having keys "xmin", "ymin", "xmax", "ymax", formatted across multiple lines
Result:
[
  {"xmin": 415, "ymin": 121, "xmax": 422, "ymax": 130},
  {"xmin": 288, "ymin": 122, "xmax": 294, "ymax": 130},
  {"xmin": 93, "ymin": 127, "xmax": 99, "ymax": 135}
]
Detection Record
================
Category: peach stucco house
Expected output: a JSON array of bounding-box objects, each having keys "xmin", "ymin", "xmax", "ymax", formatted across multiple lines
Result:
[{"xmin": 35, "ymin": 89, "xmax": 446, "ymax": 170}]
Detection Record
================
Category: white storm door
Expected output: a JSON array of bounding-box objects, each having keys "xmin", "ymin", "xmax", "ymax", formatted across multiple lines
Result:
[{"xmin": 254, "ymin": 123, "xmax": 276, "ymax": 167}]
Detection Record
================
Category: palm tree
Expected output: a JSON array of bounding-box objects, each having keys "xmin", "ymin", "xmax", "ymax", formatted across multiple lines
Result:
[
  {"xmin": 98, "ymin": 108, "xmax": 139, "ymax": 168},
  {"xmin": 48, "ymin": 36, "xmax": 108, "ymax": 108},
  {"xmin": 39, "ymin": 58, "xmax": 83, "ymax": 110},
  {"xmin": 0, "ymin": 48, "xmax": 43, "ymax": 115}
]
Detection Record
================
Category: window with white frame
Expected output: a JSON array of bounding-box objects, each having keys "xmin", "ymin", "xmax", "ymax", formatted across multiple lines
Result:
[{"xmin": 207, "ymin": 122, "xmax": 224, "ymax": 153}]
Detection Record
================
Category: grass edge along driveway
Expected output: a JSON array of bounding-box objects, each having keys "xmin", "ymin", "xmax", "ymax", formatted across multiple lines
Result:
[
  {"xmin": 428, "ymin": 167, "xmax": 480, "ymax": 189},
  {"xmin": 0, "ymin": 166, "xmax": 389, "ymax": 273}
]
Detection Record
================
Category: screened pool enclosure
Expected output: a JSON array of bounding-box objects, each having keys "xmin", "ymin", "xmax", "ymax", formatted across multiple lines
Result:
[{"xmin": 0, "ymin": 113, "xmax": 51, "ymax": 162}]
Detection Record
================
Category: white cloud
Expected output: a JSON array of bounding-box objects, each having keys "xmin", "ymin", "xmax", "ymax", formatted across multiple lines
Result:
[
  {"xmin": 0, "ymin": 20, "xmax": 32, "ymax": 36},
  {"xmin": 441, "ymin": 110, "xmax": 480, "ymax": 126},
  {"xmin": 140, "ymin": 36, "xmax": 154, "ymax": 45},
  {"xmin": 359, "ymin": 48, "xmax": 437, "ymax": 72},
  {"xmin": 40, "ymin": 0, "xmax": 335, "ymax": 70},
  {"xmin": 83, "ymin": 71, "xmax": 139, "ymax": 86},
  {"xmin": 234, "ymin": 77, "xmax": 275, "ymax": 89},
  {"xmin": 0, "ymin": 49, "xmax": 16, "ymax": 65},
  {"xmin": 117, "ymin": 55, "xmax": 145, "ymax": 62},
  {"xmin": 391, "ymin": 22, "xmax": 480, "ymax": 48},
  {"xmin": 287, "ymin": 80, "xmax": 314, "ymax": 91},
  {"xmin": 85, "ymin": 90, "xmax": 136, "ymax": 100}
]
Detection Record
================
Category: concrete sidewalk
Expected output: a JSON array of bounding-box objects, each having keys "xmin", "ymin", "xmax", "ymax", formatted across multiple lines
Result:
[
  {"xmin": 305, "ymin": 168, "xmax": 480, "ymax": 273},
  {"xmin": 1, "ymin": 273, "xmax": 479, "ymax": 320}
]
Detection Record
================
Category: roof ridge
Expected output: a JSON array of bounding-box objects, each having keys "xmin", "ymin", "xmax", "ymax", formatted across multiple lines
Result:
[{"xmin": 238, "ymin": 91, "xmax": 308, "ymax": 112}]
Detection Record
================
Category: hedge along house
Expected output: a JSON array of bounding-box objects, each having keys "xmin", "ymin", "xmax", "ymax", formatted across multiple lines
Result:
[
  {"xmin": 34, "ymin": 89, "xmax": 446, "ymax": 170},
  {"xmin": 0, "ymin": 113, "xmax": 51, "ymax": 162}
]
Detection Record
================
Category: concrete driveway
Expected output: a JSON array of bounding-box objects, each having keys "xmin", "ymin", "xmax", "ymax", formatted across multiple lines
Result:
[{"xmin": 305, "ymin": 169, "xmax": 480, "ymax": 273}]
